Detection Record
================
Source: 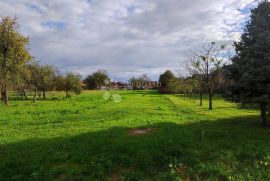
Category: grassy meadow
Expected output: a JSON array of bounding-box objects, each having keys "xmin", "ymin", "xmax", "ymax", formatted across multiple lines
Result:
[{"xmin": 0, "ymin": 90, "xmax": 269, "ymax": 180}]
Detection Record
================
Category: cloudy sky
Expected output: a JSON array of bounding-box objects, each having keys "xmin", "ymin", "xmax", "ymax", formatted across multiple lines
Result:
[{"xmin": 0, "ymin": 0, "xmax": 257, "ymax": 81}]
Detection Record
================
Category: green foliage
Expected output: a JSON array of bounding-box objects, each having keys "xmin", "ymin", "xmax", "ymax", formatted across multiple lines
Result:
[
  {"xmin": 0, "ymin": 16, "xmax": 32, "ymax": 104},
  {"xmin": 64, "ymin": 72, "xmax": 82, "ymax": 97},
  {"xmin": 0, "ymin": 91, "xmax": 268, "ymax": 180},
  {"xmin": 0, "ymin": 16, "xmax": 31, "ymax": 85},
  {"xmin": 159, "ymin": 70, "xmax": 177, "ymax": 93},
  {"xmin": 0, "ymin": 17, "xmax": 81, "ymax": 103},
  {"xmin": 225, "ymin": 0, "xmax": 270, "ymax": 125},
  {"xmin": 226, "ymin": 0, "xmax": 270, "ymax": 104},
  {"xmin": 38, "ymin": 65, "xmax": 56, "ymax": 92},
  {"xmin": 84, "ymin": 70, "xmax": 110, "ymax": 90}
]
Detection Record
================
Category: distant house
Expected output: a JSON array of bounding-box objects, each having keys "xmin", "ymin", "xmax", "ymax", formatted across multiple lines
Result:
[
  {"xmin": 100, "ymin": 85, "xmax": 110, "ymax": 90},
  {"xmin": 80, "ymin": 81, "xmax": 87, "ymax": 89},
  {"xmin": 111, "ymin": 82, "xmax": 128, "ymax": 90},
  {"xmin": 109, "ymin": 81, "xmax": 160, "ymax": 90}
]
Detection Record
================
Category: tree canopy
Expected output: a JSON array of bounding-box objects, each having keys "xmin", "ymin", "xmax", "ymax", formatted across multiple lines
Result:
[
  {"xmin": 0, "ymin": 16, "xmax": 31, "ymax": 104},
  {"xmin": 159, "ymin": 70, "xmax": 177, "ymax": 93},
  {"xmin": 84, "ymin": 70, "xmax": 110, "ymax": 90}
]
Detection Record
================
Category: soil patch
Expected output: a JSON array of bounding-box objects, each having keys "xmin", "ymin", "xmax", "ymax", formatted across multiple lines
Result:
[{"xmin": 128, "ymin": 128, "xmax": 157, "ymax": 136}]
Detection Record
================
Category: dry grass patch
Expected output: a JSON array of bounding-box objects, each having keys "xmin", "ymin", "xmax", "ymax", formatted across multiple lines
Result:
[{"xmin": 128, "ymin": 128, "xmax": 157, "ymax": 136}]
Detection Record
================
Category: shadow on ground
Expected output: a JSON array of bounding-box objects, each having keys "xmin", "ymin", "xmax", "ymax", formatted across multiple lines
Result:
[{"xmin": 0, "ymin": 116, "xmax": 269, "ymax": 181}]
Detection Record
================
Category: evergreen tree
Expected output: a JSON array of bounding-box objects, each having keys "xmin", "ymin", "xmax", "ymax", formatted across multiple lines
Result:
[{"xmin": 225, "ymin": 0, "xmax": 270, "ymax": 126}]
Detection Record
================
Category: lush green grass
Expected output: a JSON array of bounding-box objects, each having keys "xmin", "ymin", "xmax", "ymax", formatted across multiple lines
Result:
[{"xmin": 0, "ymin": 90, "xmax": 269, "ymax": 180}]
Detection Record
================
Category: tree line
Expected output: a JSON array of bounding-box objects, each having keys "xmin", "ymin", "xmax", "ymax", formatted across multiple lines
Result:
[
  {"xmin": 159, "ymin": 0, "xmax": 270, "ymax": 126},
  {"xmin": 0, "ymin": 17, "xmax": 81, "ymax": 105},
  {"xmin": 1, "ymin": 1, "xmax": 270, "ymax": 126}
]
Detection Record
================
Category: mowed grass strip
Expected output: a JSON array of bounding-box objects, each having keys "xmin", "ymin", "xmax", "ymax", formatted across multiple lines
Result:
[{"xmin": 0, "ymin": 91, "xmax": 269, "ymax": 180}]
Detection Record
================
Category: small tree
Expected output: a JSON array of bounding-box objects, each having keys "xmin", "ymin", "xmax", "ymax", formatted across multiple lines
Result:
[
  {"xmin": 84, "ymin": 70, "xmax": 110, "ymax": 90},
  {"xmin": 225, "ymin": 0, "xmax": 270, "ymax": 126},
  {"xmin": 0, "ymin": 16, "xmax": 31, "ymax": 105},
  {"xmin": 28, "ymin": 62, "xmax": 42, "ymax": 102},
  {"xmin": 16, "ymin": 64, "xmax": 32, "ymax": 100},
  {"xmin": 39, "ymin": 65, "xmax": 56, "ymax": 99},
  {"xmin": 187, "ymin": 42, "xmax": 227, "ymax": 110},
  {"xmin": 63, "ymin": 72, "xmax": 81, "ymax": 98},
  {"xmin": 185, "ymin": 53, "xmax": 205, "ymax": 106}
]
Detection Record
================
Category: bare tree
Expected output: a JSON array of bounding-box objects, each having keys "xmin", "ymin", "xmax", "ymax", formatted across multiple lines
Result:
[
  {"xmin": 185, "ymin": 52, "xmax": 204, "ymax": 106},
  {"xmin": 185, "ymin": 41, "xmax": 228, "ymax": 110}
]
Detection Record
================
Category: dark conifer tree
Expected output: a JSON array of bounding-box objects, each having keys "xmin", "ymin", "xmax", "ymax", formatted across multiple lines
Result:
[{"xmin": 225, "ymin": 0, "xmax": 270, "ymax": 126}]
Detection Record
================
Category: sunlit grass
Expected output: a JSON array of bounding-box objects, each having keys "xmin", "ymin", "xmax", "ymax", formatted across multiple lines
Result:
[{"xmin": 0, "ymin": 90, "xmax": 269, "ymax": 180}]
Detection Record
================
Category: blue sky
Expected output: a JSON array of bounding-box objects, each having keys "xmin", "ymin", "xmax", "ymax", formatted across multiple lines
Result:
[{"xmin": 0, "ymin": 0, "xmax": 257, "ymax": 81}]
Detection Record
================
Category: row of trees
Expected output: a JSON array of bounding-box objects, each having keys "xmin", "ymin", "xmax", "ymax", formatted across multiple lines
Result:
[
  {"xmin": 160, "ymin": 1, "xmax": 270, "ymax": 126},
  {"xmin": 2, "ymin": 1, "xmax": 269, "ymax": 126},
  {"xmin": 159, "ymin": 42, "xmax": 227, "ymax": 110},
  {"xmin": 0, "ymin": 17, "xmax": 81, "ymax": 105},
  {"xmin": 83, "ymin": 71, "xmax": 159, "ymax": 90},
  {"xmin": 129, "ymin": 74, "xmax": 151, "ymax": 89},
  {"xmin": 25, "ymin": 63, "xmax": 81, "ymax": 101}
]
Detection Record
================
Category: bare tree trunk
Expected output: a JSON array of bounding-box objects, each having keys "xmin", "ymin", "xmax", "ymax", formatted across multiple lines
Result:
[
  {"xmin": 199, "ymin": 81, "xmax": 203, "ymax": 106},
  {"xmin": 42, "ymin": 90, "xmax": 46, "ymax": 99},
  {"xmin": 208, "ymin": 88, "xmax": 213, "ymax": 110},
  {"xmin": 260, "ymin": 102, "xmax": 267, "ymax": 127},
  {"xmin": 22, "ymin": 89, "xmax": 28, "ymax": 100},
  {"xmin": 65, "ymin": 90, "xmax": 69, "ymax": 98},
  {"xmin": 200, "ymin": 90, "xmax": 203, "ymax": 106},
  {"xmin": 33, "ymin": 88, "xmax": 37, "ymax": 102},
  {"xmin": 1, "ymin": 86, "xmax": 4, "ymax": 101},
  {"xmin": 2, "ymin": 86, "xmax": 8, "ymax": 105}
]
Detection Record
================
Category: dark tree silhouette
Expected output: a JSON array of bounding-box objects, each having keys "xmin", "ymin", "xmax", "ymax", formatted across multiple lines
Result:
[{"xmin": 225, "ymin": 0, "xmax": 270, "ymax": 126}]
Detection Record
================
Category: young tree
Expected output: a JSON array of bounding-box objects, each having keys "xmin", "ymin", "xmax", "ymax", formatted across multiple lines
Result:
[
  {"xmin": 53, "ymin": 74, "xmax": 65, "ymax": 92},
  {"xmin": 185, "ymin": 53, "xmax": 205, "ymax": 106},
  {"xmin": 28, "ymin": 62, "xmax": 42, "ymax": 102},
  {"xmin": 225, "ymin": 1, "xmax": 270, "ymax": 126},
  {"xmin": 16, "ymin": 64, "xmax": 31, "ymax": 100},
  {"xmin": 84, "ymin": 70, "xmax": 110, "ymax": 90},
  {"xmin": 39, "ymin": 65, "xmax": 56, "ymax": 99},
  {"xmin": 0, "ymin": 17, "xmax": 31, "ymax": 105},
  {"xmin": 63, "ymin": 72, "xmax": 81, "ymax": 98},
  {"xmin": 187, "ymin": 42, "xmax": 226, "ymax": 110}
]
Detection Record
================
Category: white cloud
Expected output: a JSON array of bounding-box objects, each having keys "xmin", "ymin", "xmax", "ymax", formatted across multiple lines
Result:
[{"xmin": 0, "ymin": 0, "xmax": 257, "ymax": 80}]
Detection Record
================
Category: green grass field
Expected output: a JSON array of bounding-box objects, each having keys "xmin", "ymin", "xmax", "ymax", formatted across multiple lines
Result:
[{"xmin": 0, "ymin": 91, "xmax": 269, "ymax": 181}]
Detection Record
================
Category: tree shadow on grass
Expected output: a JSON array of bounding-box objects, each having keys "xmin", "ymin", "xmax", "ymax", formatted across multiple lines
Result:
[{"xmin": 0, "ymin": 116, "xmax": 270, "ymax": 181}]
